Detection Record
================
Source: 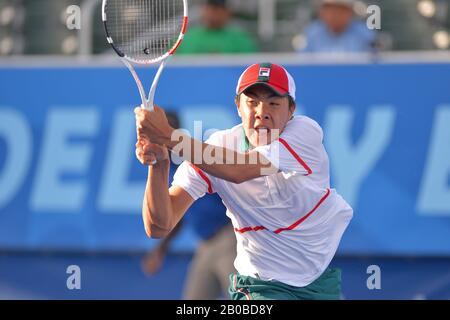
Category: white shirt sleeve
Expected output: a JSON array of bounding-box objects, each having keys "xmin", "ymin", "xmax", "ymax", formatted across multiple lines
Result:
[
  {"xmin": 254, "ymin": 117, "xmax": 324, "ymax": 175},
  {"xmin": 170, "ymin": 131, "xmax": 223, "ymax": 200},
  {"xmin": 171, "ymin": 161, "xmax": 213, "ymax": 200}
]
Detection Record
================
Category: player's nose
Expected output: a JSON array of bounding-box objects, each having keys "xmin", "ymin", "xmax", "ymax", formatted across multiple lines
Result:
[{"xmin": 255, "ymin": 102, "xmax": 271, "ymax": 121}]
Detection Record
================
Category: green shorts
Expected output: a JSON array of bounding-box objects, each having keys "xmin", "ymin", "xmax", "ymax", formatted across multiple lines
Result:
[{"xmin": 228, "ymin": 268, "xmax": 342, "ymax": 300}]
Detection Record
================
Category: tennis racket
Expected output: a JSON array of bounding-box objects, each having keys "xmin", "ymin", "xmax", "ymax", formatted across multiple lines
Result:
[{"xmin": 102, "ymin": 0, "xmax": 188, "ymax": 111}]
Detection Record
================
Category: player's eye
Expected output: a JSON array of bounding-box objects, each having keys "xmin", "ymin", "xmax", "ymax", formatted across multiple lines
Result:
[
  {"xmin": 269, "ymin": 100, "xmax": 281, "ymax": 107},
  {"xmin": 247, "ymin": 100, "xmax": 258, "ymax": 107}
]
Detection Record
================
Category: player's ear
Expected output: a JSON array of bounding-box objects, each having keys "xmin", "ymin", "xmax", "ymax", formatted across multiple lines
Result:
[
  {"xmin": 289, "ymin": 105, "xmax": 296, "ymax": 118},
  {"xmin": 235, "ymin": 95, "xmax": 242, "ymax": 118},
  {"xmin": 288, "ymin": 97, "xmax": 296, "ymax": 118}
]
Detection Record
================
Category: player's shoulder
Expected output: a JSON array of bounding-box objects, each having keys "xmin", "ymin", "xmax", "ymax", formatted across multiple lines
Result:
[
  {"xmin": 286, "ymin": 115, "xmax": 322, "ymax": 131},
  {"xmin": 282, "ymin": 115, "xmax": 323, "ymax": 142}
]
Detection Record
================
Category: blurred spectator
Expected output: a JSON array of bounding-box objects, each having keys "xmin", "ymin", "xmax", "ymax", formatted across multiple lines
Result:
[
  {"xmin": 176, "ymin": 0, "xmax": 257, "ymax": 54},
  {"xmin": 141, "ymin": 111, "xmax": 236, "ymax": 300},
  {"xmin": 300, "ymin": 0, "xmax": 376, "ymax": 53}
]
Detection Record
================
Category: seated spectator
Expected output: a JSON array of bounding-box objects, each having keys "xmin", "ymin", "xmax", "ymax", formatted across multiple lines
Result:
[
  {"xmin": 301, "ymin": 0, "xmax": 376, "ymax": 53},
  {"xmin": 176, "ymin": 0, "xmax": 257, "ymax": 54}
]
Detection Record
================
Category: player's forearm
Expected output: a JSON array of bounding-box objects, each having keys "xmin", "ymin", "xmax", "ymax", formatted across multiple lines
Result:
[
  {"xmin": 166, "ymin": 133, "xmax": 273, "ymax": 183},
  {"xmin": 193, "ymin": 144, "xmax": 265, "ymax": 183},
  {"xmin": 143, "ymin": 159, "xmax": 174, "ymax": 237}
]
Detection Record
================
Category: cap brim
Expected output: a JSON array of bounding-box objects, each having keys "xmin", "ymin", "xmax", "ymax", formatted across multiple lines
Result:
[{"xmin": 237, "ymin": 82, "xmax": 289, "ymax": 97}]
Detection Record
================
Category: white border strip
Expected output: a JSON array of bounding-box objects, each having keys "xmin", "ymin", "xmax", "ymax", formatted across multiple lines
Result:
[{"xmin": 0, "ymin": 51, "xmax": 450, "ymax": 68}]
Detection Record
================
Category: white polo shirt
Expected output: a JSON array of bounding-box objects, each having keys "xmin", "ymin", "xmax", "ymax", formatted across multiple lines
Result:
[{"xmin": 172, "ymin": 116, "xmax": 353, "ymax": 287}]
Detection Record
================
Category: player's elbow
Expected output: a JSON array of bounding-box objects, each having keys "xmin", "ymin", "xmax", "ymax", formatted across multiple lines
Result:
[
  {"xmin": 142, "ymin": 209, "xmax": 172, "ymax": 239},
  {"xmin": 146, "ymin": 229, "xmax": 168, "ymax": 239},
  {"xmin": 144, "ymin": 222, "xmax": 170, "ymax": 239}
]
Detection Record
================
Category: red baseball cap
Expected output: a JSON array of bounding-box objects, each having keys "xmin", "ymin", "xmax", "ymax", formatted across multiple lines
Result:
[{"xmin": 236, "ymin": 63, "xmax": 296, "ymax": 101}]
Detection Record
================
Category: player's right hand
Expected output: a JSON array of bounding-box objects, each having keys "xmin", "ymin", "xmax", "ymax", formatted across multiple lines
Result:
[{"xmin": 135, "ymin": 137, "xmax": 169, "ymax": 166}]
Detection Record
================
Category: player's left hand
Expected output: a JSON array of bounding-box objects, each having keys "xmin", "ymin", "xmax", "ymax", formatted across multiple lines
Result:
[
  {"xmin": 135, "ymin": 105, "xmax": 173, "ymax": 146},
  {"xmin": 135, "ymin": 136, "xmax": 169, "ymax": 166}
]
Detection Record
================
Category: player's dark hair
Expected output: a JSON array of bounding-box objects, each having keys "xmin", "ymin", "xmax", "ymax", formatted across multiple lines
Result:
[{"xmin": 235, "ymin": 93, "xmax": 296, "ymax": 108}]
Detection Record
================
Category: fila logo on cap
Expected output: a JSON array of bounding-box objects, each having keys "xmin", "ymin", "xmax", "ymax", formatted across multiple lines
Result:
[{"xmin": 258, "ymin": 67, "xmax": 271, "ymax": 78}]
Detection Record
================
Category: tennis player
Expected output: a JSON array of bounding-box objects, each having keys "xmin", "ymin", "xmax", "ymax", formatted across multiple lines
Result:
[{"xmin": 135, "ymin": 63, "xmax": 353, "ymax": 300}]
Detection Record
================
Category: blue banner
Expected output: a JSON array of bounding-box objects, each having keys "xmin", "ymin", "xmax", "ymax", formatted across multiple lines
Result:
[{"xmin": 0, "ymin": 61, "xmax": 449, "ymax": 255}]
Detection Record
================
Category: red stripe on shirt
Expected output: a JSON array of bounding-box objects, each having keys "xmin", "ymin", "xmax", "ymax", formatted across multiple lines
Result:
[
  {"xmin": 278, "ymin": 138, "xmax": 313, "ymax": 175},
  {"xmin": 234, "ymin": 188, "xmax": 331, "ymax": 235},
  {"xmin": 274, "ymin": 188, "xmax": 331, "ymax": 234},
  {"xmin": 189, "ymin": 163, "xmax": 213, "ymax": 193},
  {"xmin": 234, "ymin": 225, "xmax": 267, "ymax": 234}
]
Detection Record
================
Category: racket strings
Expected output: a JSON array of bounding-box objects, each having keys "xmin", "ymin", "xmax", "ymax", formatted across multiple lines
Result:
[{"xmin": 105, "ymin": 0, "xmax": 184, "ymax": 62}]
